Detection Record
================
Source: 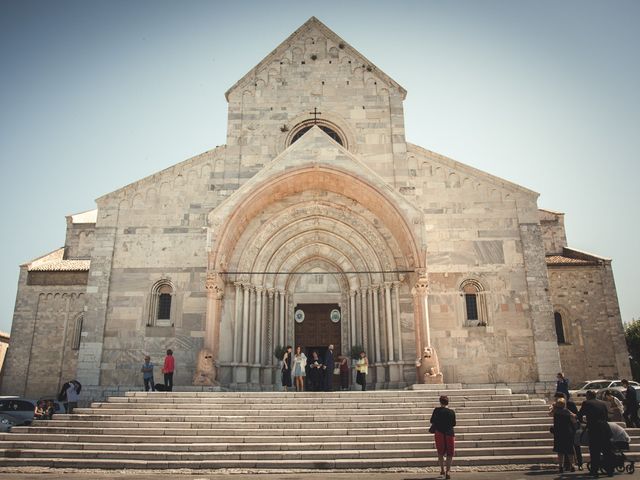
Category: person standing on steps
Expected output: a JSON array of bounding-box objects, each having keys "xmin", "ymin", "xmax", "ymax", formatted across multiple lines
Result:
[
  {"xmin": 621, "ymin": 379, "xmax": 640, "ymax": 428},
  {"xmin": 323, "ymin": 344, "xmax": 335, "ymax": 392},
  {"xmin": 430, "ymin": 395, "xmax": 456, "ymax": 480},
  {"xmin": 355, "ymin": 351, "xmax": 368, "ymax": 391},
  {"xmin": 141, "ymin": 355, "xmax": 155, "ymax": 392},
  {"xmin": 556, "ymin": 372, "xmax": 570, "ymax": 400},
  {"xmin": 292, "ymin": 346, "xmax": 307, "ymax": 392},
  {"xmin": 162, "ymin": 349, "xmax": 175, "ymax": 392},
  {"xmin": 578, "ymin": 390, "xmax": 613, "ymax": 476},
  {"xmin": 281, "ymin": 346, "xmax": 292, "ymax": 392},
  {"xmin": 308, "ymin": 351, "xmax": 323, "ymax": 391},
  {"xmin": 551, "ymin": 396, "xmax": 577, "ymax": 473}
]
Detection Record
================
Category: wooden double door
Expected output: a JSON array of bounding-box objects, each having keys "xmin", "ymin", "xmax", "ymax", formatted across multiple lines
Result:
[{"xmin": 294, "ymin": 303, "xmax": 342, "ymax": 359}]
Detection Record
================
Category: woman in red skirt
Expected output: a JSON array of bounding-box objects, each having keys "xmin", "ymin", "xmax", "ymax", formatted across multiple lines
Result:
[{"xmin": 430, "ymin": 395, "xmax": 456, "ymax": 479}]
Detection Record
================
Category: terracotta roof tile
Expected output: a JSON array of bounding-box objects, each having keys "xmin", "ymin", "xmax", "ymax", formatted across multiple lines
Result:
[
  {"xmin": 27, "ymin": 248, "xmax": 90, "ymax": 272},
  {"xmin": 546, "ymin": 255, "xmax": 597, "ymax": 266}
]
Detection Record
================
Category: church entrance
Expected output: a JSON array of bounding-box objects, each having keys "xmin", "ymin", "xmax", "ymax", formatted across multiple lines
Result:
[
  {"xmin": 294, "ymin": 303, "xmax": 341, "ymax": 357},
  {"xmin": 294, "ymin": 303, "xmax": 341, "ymax": 389}
]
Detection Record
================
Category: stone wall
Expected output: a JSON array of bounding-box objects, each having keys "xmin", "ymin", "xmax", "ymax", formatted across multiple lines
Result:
[
  {"xmin": 539, "ymin": 210, "xmax": 567, "ymax": 255},
  {"xmin": 548, "ymin": 263, "xmax": 631, "ymax": 383},
  {"xmin": 77, "ymin": 148, "xmax": 227, "ymax": 389},
  {"xmin": 1, "ymin": 267, "xmax": 86, "ymax": 398}
]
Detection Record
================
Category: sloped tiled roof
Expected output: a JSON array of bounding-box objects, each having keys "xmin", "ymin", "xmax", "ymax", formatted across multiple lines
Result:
[
  {"xmin": 546, "ymin": 255, "xmax": 598, "ymax": 266},
  {"xmin": 26, "ymin": 248, "xmax": 90, "ymax": 272}
]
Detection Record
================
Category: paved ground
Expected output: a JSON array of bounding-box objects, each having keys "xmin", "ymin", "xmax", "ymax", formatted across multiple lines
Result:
[{"xmin": 0, "ymin": 467, "xmax": 616, "ymax": 480}]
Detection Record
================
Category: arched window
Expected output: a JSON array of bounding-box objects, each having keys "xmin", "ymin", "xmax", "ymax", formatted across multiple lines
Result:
[
  {"xmin": 72, "ymin": 314, "xmax": 83, "ymax": 350},
  {"xmin": 149, "ymin": 280, "xmax": 174, "ymax": 327},
  {"xmin": 460, "ymin": 279, "xmax": 488, "ymax": 326},
  {"xmin": 554, "ymin": 311, "xmax": 566, "ymax": 344},
  {"xmin": 288, "ymin": 120, "xmax": 345, "ymax": 147}
]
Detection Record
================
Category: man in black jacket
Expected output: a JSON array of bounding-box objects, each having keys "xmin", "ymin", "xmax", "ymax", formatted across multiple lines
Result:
[
  {"xmin": 323, "ymin": 344, "xmax": 335, "ymax": 391},
  {"xmin": 578, "ymin": 390, "xmax": 613, "ymax": 476},
  {"xmin": 621, "ymin": 379, "xmax": 640, "ymax": 428}
]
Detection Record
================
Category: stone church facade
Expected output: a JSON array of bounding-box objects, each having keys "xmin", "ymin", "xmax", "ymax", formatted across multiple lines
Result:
[{"xmin": 1, "ymin": 18, "xmax": 630, "ymax": 399}]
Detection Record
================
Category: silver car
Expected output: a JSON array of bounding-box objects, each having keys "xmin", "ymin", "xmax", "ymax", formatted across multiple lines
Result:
[
  {"xmin": 0, "ymin": 397, "xmax": 64, "ymax": 426},
  {"xmin": 0, "ymin": 413, "xmax": 18, "ymax": 432},
  {"xmin": 569, "ymin": 379, "xmax": 640, "ymax": 401}
]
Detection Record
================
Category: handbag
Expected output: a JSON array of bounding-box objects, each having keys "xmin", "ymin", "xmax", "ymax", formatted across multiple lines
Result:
[{"xmin": 333, "ymin": 367, "xmax": 340, "ymax": 375}]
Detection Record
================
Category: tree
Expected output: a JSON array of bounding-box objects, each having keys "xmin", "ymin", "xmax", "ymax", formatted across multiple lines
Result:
[{"xmin": 625, "ymin": 318, "xmax": 640, "ymax": 381}]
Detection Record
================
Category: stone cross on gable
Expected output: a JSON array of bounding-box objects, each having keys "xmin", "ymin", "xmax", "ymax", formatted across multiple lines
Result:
[{"xmin": 309, "ymin": 107, "xmax": 322, "ymax": 124}]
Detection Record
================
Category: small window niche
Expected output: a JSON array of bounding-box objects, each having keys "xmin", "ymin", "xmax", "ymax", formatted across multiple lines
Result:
[
  {"xmin": 461, "ymin": 279, "xmax": 488, "ymax": 327},
  {"xmin": 554, "ymin": 311, "xmax": 568, "ymax": 344},
  {"xmin": 149, "ymin": 280, "xmax": 175, "ymax": 327}
]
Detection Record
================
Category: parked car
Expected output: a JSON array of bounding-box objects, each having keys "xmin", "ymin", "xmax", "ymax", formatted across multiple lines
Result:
[
  {"xmin": 0, "ymin": 413, "xmax": 19, "ymax": 432},
  {"xmin": 569, "ymin": 380, "xmax": 640, "ymax": 402},
  {"xmin": 0, "ymin": 397, "xmax": 65, "ymax": 426}
]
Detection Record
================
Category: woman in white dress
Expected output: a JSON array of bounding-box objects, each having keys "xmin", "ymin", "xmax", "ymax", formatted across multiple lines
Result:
[{"xmin": 292, "ymin": 346, "xmax": 307, "ymax": 392}]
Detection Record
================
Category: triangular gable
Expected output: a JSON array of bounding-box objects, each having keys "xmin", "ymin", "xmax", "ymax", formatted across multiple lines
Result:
[
  {"xmin": 210, "ymin": 126, "xmax": 422, "ymax": 222},
  {"xmin": 225, "ymin": 16, "xmax": 407, "ymax": 101}
]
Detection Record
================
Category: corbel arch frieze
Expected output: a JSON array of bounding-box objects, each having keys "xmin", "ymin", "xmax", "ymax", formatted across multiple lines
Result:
[
  {"xmin": 271, "ymin": 247, "xmax": 361, "ymax": 292},
  {"xmin": 231, "ymin": 197, "xmax": 404, "ymax": 276}
]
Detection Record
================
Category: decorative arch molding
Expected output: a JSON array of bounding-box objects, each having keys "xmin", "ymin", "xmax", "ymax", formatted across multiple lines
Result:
[
  {"xmin": 209, "ymin": 166, "xmax": 423, "ymax": 274},
  {"xmin": 278, "ymin": 111, "xmax": 357, "ymax": 155}
]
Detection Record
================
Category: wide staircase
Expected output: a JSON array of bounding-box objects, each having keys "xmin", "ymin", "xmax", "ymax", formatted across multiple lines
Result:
[{"xmin": 0, "ymin": 387, "xmax": 638, "ymax": 469}]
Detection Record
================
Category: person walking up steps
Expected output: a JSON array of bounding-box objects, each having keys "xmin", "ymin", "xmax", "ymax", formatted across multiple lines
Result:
[{"xmin": 430, "ymin": 395, "xmax": 456, "ymax": 479}]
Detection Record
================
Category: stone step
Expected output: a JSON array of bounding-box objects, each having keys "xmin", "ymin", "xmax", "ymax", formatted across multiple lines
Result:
[
  {"xmin": 92, "ymin": 399, "xmax": 544, "ymax": 409},
  {"xmin": 11, "ymin": 423, "xmax": 559, "ymax": 437},
  {"xmin": 1, "ymin": 453, "xmax": 638, "ymax": 470},
  {"xmin": 7, "ymin": 444, "xmax": 639, "ymax": 460},
  {"xmin": 36, "ymin": 416, "xmax": 554, "ymax": 429},
  {"xmin": 111, "ymin": 393, "xmax": 531, "ymax": 404},
  {"xmin": 3, "ymin": 438, "xmax": 639, "ymax": 452},
  {"xmin": 53, "ymin": 409, "xmax": 550, "ymax": 422},
  {"xmin": 124, "ymin": 388, "xmax": 515, "ymax": 397}
]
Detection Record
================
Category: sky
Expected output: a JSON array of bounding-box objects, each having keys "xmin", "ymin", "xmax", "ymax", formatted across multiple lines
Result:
[{"xmin": 0, "ymin": 0, "xmax": 638, "ymax": 335}]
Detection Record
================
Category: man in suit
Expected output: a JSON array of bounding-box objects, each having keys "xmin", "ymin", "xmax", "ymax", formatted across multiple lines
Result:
[
  {"xmin": 578, "ymin": 390, "xmax": 613, "ymax": 476},
  {"xmin": 621, "ymin": 379, "xmax": 640, "ymax": 428},
  {"xmin": 323, "ymin": 344, "xmax": 335, "ymax": 392}
]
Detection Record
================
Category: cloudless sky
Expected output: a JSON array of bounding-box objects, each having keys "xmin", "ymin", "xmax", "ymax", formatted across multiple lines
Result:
[{"xmin": 0, "ymin": 0, "xmax": 638, "ymax": 335}]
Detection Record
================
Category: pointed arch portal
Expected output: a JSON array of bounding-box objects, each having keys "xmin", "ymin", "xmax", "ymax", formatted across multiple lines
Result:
[{"xmin": 205, "ymin": 164, "xmax": 425, "ymax": 388}]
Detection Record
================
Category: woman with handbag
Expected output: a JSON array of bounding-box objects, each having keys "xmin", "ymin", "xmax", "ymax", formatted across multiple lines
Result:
[
  {"xmin": 430, "ymin": 395, "xmax": 456, "ymax": 479},
  {"xmin": 355, "ymin": 351, "xmax": 368, "ymax": 391},
  {"xmin": 281, "ymin": 346, "xmax": 292, "ymax": 392}
]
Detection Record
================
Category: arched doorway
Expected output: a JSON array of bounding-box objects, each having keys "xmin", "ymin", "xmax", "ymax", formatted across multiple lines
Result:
[{"xmin": 206, "ymin": 164, "xmax": 424, "ymax": 389}]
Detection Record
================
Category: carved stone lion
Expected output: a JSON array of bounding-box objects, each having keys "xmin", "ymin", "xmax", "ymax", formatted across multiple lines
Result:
[
  {"xmin": 193, "ymin": 348, "xmax": 217, "ymax": 386},
  {"xmin": 415, "ymin": 346, "xmax": 444, "ymax": 384}
]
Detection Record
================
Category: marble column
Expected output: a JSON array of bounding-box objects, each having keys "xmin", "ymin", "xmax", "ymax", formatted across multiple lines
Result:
[
  {"xmin": 279, "ymin": 290, "xmax": 285, "ymax": 348},
  {"xmin": 366, "ymin": 287, "xmax": 374, "ymax": 360},
  {"xmin": 359, "ymin": 286, "xmax": 367, "ymax": 349},
  {"xmin": 392, "ymin": 281, "xmax": 403, "ymax": 361},
  {"xmin": 384, "ymin": 282, "xmax": 394, "ymax": 362},
  {"xmin": 234, "ymin": 282, "xmax": 243, "ymax": 362},
  {"xmin": 372, "ymin": 285, "xmax": 382, "ymax": 362},
  {"xmin": 349, "ymin": 290, "xmax": 357, "ymax": 349},
  {"xmin": 241, "ymin": 284, "xmax": 250, "ymax": 363},
  {"xmin": 267, "ymin": 289, "xmax": 275, "ymax": 365},
  {"xmin": 254, "ymin": 287, "xmax": 263, "ymax": 364},
  {"xmin": 413, "ymin": 274, "xmax": 429, "ymax": 353}
]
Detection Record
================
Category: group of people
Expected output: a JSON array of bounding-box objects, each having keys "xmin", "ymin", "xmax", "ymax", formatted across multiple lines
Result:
[
  {"xmin": 140, "ymin": 349, "xmax": 176, "ymax": 391},
  {"xmin": 281, "ymin": 345, "xmax": 369, "ymax": 392},
  {"xmin": 550, "ymin": 372, "xmax": 636, "ymax": 475},
  {"xmin": 33, "ymin": 399, "xmax": 56, "ymax": 420}
]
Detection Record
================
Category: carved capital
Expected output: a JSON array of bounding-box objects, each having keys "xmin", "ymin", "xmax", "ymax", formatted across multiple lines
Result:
[
  {"xmin": 267, "ymin": 288, "xmax": 275, "ymax": 298},
  {"xmin": 349, "ymin": 289, "xmax": 357, "ymax": 298},
  {"xmin": 413, "ymin": 275, "xmax": 428, "ymax": 296},
  {"xmin": 205, "ymin": 272, "xmax": 225, "ymax": 300}
]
